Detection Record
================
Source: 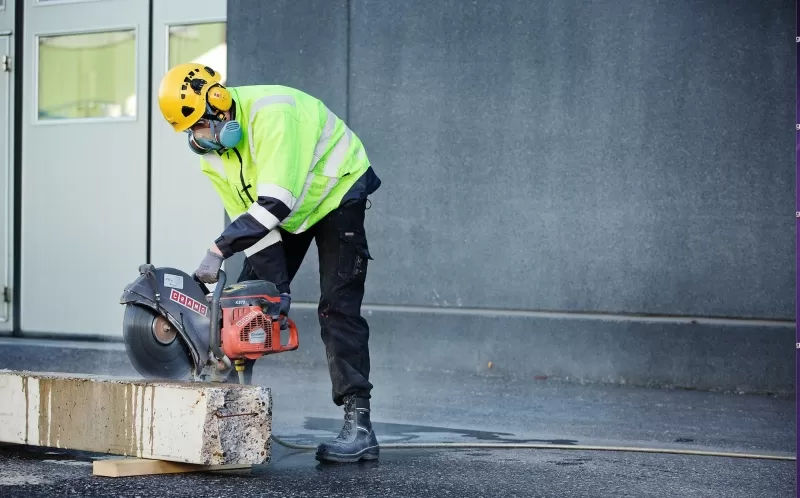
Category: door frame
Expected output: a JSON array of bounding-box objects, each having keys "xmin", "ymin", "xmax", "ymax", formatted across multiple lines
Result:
[{"xmin": 0, "ymin": 33, "xmax": 12, "ymax": 330}]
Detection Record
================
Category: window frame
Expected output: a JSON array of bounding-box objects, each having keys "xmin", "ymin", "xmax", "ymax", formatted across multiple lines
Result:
[{"xmin": 33, "ymin": 25, "xmax": 139, "ymax": 125}]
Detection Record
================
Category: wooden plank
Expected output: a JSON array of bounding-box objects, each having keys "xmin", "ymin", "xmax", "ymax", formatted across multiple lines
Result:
[{"xmin": 93, "ymin": 457, "xmax": 252, "ymax": 478}]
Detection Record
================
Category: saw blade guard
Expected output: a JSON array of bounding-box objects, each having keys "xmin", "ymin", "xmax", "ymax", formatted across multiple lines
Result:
[{"xmin": 119, "ymin": 264, "xmax": 213, "ymax": 376}]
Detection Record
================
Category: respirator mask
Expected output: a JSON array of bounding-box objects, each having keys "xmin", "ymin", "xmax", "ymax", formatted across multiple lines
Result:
[{"xmin": 186, "ymin": 108, "xmax": 242, "ymax": 155}]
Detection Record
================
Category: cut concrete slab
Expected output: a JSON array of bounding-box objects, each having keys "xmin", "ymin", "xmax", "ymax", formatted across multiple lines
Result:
[{"xmin": 0, "ymin": 370, "xmax": 272, "ymax": 466}]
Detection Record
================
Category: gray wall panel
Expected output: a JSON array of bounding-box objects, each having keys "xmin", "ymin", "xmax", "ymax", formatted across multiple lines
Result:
[
  {"xmin": 225, "ymin": 0, "xmax": 348, "ymax": 119},
  {"xmin": 225, "ymin": 0, "xmax": 349, "ymax": 300},
  {"xmin": 347, "ymin": 0, "xmax": 795, "ymax": 319},
  {"xmin": 227, "ymin": 0, "xmax": 795, "ymax": 355},
  {"xmin": 257, "ymin": 307, "xmax": 796, "ymax": 395}
]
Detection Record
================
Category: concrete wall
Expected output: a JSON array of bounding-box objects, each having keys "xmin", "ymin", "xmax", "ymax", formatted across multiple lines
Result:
[{"xmin": 227, "ymin": 0, "xmax": 796, "ymax": 393}]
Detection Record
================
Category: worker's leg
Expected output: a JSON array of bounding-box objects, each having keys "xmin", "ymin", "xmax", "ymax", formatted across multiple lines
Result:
[
  {"xmin": 314, "ymin": 201, "xmax": 374, "ymax": 404},
  {"xmin": 312, "ymin": 200, "xmax": 378, "ymax": 462}
]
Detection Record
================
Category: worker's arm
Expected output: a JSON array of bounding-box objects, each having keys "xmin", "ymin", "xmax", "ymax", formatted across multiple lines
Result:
[{"xmin": 213, "ymin": 109, "xmax": 303, "ymax": 259}]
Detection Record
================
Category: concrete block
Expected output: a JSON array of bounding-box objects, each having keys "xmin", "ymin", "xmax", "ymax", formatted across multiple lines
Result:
[{"xmin": 0, "ymin": 370, "xmax": 272, "ymax": 465}]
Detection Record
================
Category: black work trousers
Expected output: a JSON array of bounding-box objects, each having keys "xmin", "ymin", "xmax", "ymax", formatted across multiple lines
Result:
[{"xmin": 237, "ymin": 200, "xmax": 374, "ymax": 406}]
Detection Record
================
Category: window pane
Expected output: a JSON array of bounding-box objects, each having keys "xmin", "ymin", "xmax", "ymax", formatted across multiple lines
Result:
[
  {"xmin": 37, "ymin": 30, "xmax": 136, "ymax": 120},
  {"xmin": 168, "ymin": 23, "xmax": 226, "ymax": 83}
]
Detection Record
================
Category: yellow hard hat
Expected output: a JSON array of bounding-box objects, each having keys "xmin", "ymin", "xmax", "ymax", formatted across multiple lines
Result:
[{"xmin": 157, "ymin": 63, "xmax": 231, "ymax": 132}]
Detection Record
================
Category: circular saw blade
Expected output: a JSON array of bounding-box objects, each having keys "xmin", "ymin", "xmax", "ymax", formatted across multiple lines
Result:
[{"xmin": 122, "ymin": 304, "xmax": 193, "ymax": 380}]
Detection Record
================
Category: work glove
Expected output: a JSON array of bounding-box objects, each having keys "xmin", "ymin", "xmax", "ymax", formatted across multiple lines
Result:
[
  {"xmin": 195, "ymin": 250, "xmax": 224, "ymax": 284},
  {"xmin": 278, "ymin": 293, "xmax": 291, "ymax": 329}
]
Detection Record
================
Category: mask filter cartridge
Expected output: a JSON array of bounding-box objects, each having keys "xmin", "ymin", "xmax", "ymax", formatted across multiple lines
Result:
[{"xmin": 215, "ymin": 121, "xmax": 242, "ymax": 149}]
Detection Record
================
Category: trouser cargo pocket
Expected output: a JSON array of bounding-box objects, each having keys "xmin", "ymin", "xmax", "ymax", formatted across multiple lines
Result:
[{"xmin": 338, "ymin": 231, "xmax": 373, "ymax": 281}]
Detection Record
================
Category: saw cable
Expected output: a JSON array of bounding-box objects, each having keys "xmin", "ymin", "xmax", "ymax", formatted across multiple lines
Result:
[{"xmin": 268, "ymin": 435, "xmax": 795, "ymax": 462}]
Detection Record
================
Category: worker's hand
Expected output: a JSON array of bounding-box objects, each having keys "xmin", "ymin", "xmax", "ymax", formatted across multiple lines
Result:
[
  {"xmin": 195, "ymin": 249, "xmax": 224, "ymax": 284},
  {"xmin": 278, "ymin": 293, "xmax": 291, "ymax": 329}
]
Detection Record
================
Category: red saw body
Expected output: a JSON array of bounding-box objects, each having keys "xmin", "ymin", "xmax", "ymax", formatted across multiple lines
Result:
[{"xmin": 219, "ymin": 282, "xmax": 299, "ymax": 361}]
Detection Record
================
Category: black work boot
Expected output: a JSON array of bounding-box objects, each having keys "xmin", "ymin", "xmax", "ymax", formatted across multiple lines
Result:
[{"xmin": 315, "ymin": 395, "xmax": 379, "ymax": 463}]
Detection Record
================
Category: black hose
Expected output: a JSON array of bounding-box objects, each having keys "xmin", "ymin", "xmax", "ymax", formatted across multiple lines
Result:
[{"xmin": 269, "ymin": 435, "xmax": 795, "ymax": 461}]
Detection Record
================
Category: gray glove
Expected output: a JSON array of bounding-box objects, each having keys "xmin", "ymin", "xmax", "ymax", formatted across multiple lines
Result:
[{"xmin": 195, "ymin": 250, "xmax": 224, "ymax": 284}]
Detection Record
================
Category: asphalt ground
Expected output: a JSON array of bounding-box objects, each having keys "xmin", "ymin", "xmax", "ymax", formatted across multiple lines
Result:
[{"xmin": 0, "ymin": 337, "xmax": 795, "ymax": 497}]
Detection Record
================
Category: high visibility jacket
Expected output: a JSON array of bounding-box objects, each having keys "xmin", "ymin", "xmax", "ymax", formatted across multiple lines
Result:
[{"xmin": 201, "ymin": 85, "xmax": 377, "ymax": 260}]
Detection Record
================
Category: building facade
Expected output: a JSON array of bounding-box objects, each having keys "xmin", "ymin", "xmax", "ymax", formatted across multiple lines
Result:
[{"xmin": 0, "ymin": 0, "xmax": 795, "ymax": 393}]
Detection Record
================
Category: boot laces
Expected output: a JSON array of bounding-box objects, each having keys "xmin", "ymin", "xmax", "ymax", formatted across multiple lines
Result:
[{"xmin": 335, "ymin": 396, "xmax": 357, "ymax": 440}]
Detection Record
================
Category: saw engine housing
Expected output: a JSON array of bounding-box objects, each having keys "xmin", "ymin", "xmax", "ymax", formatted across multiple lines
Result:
[{"xmin": 219, "ymin": 281, "xmax": 299, "ymax": 360}]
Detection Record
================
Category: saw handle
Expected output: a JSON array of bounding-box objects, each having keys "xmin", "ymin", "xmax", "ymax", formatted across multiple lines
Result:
[
  {"xmin": 208, "ymin": 269, "xmax": 227, "ymax": 360},
  {"xmin": 277, "ymin": 317, "xmax": 300, "ymax": 352}
]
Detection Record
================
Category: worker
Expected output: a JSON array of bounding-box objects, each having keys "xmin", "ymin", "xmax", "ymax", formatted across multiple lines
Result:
[{"xmin": 156, "ymin": 63, "xmax": 381, "ymax": 464}]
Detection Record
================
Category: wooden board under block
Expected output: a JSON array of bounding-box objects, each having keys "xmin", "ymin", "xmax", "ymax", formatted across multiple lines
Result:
[{"xmin": 93, "ymin": 457, "xmax": 252, "ymax": 477}]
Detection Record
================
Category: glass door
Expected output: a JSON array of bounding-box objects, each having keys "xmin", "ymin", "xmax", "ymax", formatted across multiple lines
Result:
[
  {"xmin": 20, "ymin": 0, "xmax": 150, "ymax": 337},
  {"xmin": 149, "ymin": 0, "xmax": 227, "ymax": 283}
]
